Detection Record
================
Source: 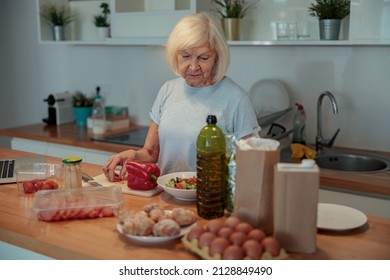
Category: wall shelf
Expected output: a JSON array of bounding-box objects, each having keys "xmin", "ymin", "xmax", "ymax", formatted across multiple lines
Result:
[
  {"xmin": 37, "ymin": 0, "xmax": 390, "ymax": 47},
  {"xmin": 38, "ymin": 39, "xmax": 390, "ymax": 47}
]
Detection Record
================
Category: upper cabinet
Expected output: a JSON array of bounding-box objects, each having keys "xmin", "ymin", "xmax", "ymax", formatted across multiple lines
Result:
[
  {"xmin": 111, "ymin": 0, "xmax": 201, "ymax": 38},
  {"xmin": 36, "ymin": 0, "xmax": 390, "ymax": 46}
]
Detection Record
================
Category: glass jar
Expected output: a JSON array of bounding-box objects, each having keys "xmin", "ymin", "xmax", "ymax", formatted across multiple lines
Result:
[{"xmin": 62, "ymin": 156, "xmax": 83, "ymax": 189}]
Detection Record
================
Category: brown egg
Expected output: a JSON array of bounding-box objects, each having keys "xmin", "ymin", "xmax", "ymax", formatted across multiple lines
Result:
[
  {"xmin": 222, "ymin": 245, "xmax": 245, "ymax": 260},
  {"xmin": 217, "ymin": 226, "xmax": 234, "ymax": 239},
  {"xmin": 229, "ymin": 231, "xmax": 248, "ymax": 246},
  {"xmin": 247, "ymin": 229, "xmax": 266, "ymax": 242},
  {"xmin": 198, "ymin": 232, "xmax": 216, "ymax": 249},
  {"xmin": 209, "ymin": 237, "xmax": 230, "ymax": 256},
  {"xmin": 235, "ymin": 222, "xmax": 253, "ymax": 234},
  {"xmin": 187, "ymin": 225, "xmax": 205, "ymax": 241},
  {"xmin": 242, "ymin": 239, "xmax": 263, "ymax": 259},
  {"xmin": 224, "ymin": 216, "xmax": 241, "ymax": 228},
  {"xmin": 206, "ymin": 219, "xmax": 225, "ymax": 234},
  {"xmin": 261, "ymin": 236, "xmax": 281, "ymax": 257}
]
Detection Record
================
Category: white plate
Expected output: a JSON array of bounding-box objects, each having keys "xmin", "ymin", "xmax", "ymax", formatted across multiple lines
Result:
[
  {"xmin": 249, "ymin": 79, "xmax": 290, "ymax": 118},
  {"xmin": 317, "ymin": 203, "xmax": 368, "ymax": 231},
  {"xmin": 117, "ymin": 221, "xmax": 196, "ymax": 244},
  {"xmin": 157, "ymin": 172, "xmax": 197, "ymax": 201}
]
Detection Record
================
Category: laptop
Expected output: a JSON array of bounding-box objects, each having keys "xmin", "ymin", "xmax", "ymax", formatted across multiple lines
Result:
[{"xmin": 0, "ymin": 156, "xmax": 45, "ymax": 184}]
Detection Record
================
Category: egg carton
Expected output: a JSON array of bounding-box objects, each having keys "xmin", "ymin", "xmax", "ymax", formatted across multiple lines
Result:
[{"xmin": 181, "ymin": 234, "xmax": 288, "ymax": 260}]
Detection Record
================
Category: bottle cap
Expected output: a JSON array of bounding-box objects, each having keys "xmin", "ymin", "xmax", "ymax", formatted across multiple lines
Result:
[
  {"xmin": 301, "ymin": 159, "xmax": 315, "ymax": 168},
  {"xmin": 62, "ymin": 156, "xmax": 82, "ymax": 164},
  {"xmin": 206, "ymin": 115, "xmax": 217, "ymax": 124},
  {"xmin": 295, "ymin": 103, "xmax": 306, "ymax": 116}
]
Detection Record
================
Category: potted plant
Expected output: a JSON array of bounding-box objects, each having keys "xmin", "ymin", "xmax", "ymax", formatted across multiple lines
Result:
[
  {"xmin": 212, "ymin": 0, "xmax": 258, "ymax": 40},
  {"xmin": 308, "ymin": 0, "xmax": 350, "ymax": 40},
  {"xmin": 93, "ymin": 2, "xmax": 110, "ymax": 41},
  {"xmin": 72, "ymin": 92, "xmax": 94, "ymax": 127},
  {"xmin": 40, "ymin": 3, "xmax": 75, "ymax": 41}
]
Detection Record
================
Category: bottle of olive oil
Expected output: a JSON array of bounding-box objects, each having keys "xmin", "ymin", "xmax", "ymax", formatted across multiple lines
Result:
[{"xmin": 196, "ymin": 115, "xmax": 227, "ymax": 219}]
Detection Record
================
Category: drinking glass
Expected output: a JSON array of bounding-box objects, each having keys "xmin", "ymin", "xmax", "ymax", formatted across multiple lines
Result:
[{"xmin": 297, "ymin": 22, "xmax": 311, "ymax": 40}]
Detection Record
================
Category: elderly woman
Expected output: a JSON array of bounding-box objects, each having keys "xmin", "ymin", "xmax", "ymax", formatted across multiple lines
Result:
[{"xmin": 103, "ymin": 12, "xmax": 259, "ymax": 180}]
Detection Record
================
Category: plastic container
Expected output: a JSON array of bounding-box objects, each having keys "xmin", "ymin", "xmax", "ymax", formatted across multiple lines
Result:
[
  {"xmin": 15, "ymin": 163, "xmax": 63, "ymax": 194},
  {"xmin": 62, "ymin": 156, "xmax": 83, "ymax": 190},
  {"xmin": 32, "ymin": 186, "xmax": 123, "ymax": 222},
  {"xmin": 92, "ymin": 87, "xmax": 106, "ymax": 135},
  {"xmin": 196, "ymin": 115, "xmax": 227, "ymax": 219},
  {"xmin": 225, "ymin": 134, "xmax": 237, "ymax": 214},
  {"xmin": 292, "ymin": 102, "xmax": 306, "ymax": 145}
]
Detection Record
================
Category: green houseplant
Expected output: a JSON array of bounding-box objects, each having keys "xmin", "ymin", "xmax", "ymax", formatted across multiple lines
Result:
[
  {"xmin": 72, "ymin": 92, "xmax": 94, "ymax": 108},
  {"xmin": 72, "ymin": 92, "xmax": 94, "ymax": 127},
  {"xmin": 212, "ymin": 0, "xmax": 258, "ymax": 19},
  {"xmin": 94, "ymin": 3, "xmax": 110, "ymax": 27},
  {"xmin": 308, "ymin": 0, "xmax": 350, "ymax": 20},
  {"xmin": 308, "ymin": 0, "xmax": 350, "ymax": 40},
  {"xmin": 41, "ymin": 3, "xmax": 74, "ymax": 41},
  {"xmin": 94, "ymin": 2, "xmax": 110, "ymax": 40},
  {"xmin": 211, "ymin": 0, "xmax": 258, "ymax": 41}
]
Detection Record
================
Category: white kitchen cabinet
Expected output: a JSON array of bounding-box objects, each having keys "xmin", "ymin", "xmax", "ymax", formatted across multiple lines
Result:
[
  {"xmin": 110, "ymin": 0, "xmax": 210, "ymax": 39},
  {"xmin": 10, "ymin": 137, "xmax": 113, "ymax": 165},
  {"xmin": 11, "ymin": 138, "xmax": 47, "ymax": 155},
  {"xmin": 0, "ymin": 241, "xmax": 52, "ymax": 260},
  {"xmin": 319, "ymin": 187, "xmax": 390, "ymax": 219}
]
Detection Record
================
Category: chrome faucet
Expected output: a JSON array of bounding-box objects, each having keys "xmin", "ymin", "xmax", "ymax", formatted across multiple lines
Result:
[{"xmin": 316, "ymin": 91, "xmax": 340, "ymax": 152}]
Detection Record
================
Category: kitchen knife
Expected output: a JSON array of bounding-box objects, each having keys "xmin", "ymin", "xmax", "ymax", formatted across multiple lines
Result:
[{"xmin": 81, "ymin": 172, "xmax": 102, "ymax": 186}]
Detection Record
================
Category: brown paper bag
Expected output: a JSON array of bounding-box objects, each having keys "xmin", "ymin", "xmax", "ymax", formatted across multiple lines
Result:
[
  {"xmin": 274, "ymin": 161, "xmax": 319, "ymax": 253},
  {"xmin": 233, "ymin": 138, "xmax": 280, "ymax": 235}
]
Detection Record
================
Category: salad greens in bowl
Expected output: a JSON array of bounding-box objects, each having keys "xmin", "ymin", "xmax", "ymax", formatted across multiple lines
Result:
[{"xmin": 157, "ymin": 172, "xmax": 197, "ymax": 201}]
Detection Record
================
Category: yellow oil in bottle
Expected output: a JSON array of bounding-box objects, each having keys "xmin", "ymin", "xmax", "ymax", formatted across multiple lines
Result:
[{"xmin": 196, "ymin": 115, "xmax": 227, "ymax": 219}]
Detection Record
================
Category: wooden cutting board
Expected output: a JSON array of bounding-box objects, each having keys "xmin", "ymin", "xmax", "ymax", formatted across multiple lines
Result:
[{"xmin": 93, "ymin": 173, "xmax": 163, "ymax": 197}]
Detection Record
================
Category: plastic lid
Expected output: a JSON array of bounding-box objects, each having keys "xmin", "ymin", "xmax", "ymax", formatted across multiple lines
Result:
[
  {"xmin": 62, "ymin": 156, "xmax": 82, "ymax": 164},
  {"xmin": 301, "ymin": 159, "xmax": 315, "ymax": 168}
]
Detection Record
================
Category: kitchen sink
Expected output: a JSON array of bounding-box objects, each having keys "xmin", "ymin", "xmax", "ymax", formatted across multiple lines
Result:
[{"xmin": 315, "ymin": 153, "xmax": 390, "ymax": 173}]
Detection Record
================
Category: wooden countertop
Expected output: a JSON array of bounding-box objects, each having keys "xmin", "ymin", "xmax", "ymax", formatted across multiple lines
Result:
[
  {"xmin": 1, "ymin": 123, "xmax": 390, "ymax": 197},
  {"xmin": 0, "ymin": 123, "xmax": 143, "ymax": 153},
  {"xmin": 0, "ymin": 148, "xmax": 390, "ymax": 260}
]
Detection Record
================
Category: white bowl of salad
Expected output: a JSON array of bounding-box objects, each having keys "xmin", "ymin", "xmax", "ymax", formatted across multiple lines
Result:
[{"xmin": 157, "ymin": 172, "xmax": 197, "ymax": 201}]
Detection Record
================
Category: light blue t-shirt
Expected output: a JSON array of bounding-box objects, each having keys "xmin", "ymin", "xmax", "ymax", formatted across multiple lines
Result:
[{"xmin": 150, "ymin": 76, "xmax": 260, "ymax": 175}]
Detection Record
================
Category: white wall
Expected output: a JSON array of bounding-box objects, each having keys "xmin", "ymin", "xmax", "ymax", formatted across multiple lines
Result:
[{"xmin": 1, "ymin": 0, "xmax": 389, "ymax": 152}]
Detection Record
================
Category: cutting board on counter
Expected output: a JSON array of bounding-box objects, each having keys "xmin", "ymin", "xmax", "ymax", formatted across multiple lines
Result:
[{"xmin": 92, "ymin": 173, "xmax": 163, "ymax": 197}]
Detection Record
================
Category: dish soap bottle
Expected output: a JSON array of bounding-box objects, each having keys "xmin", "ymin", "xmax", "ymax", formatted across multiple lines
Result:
[
  {"xmin": 292, "ymin": 102, "xmax": 306, "ymax": 145},
  {"xmin": 196, "ymin": 115, "xmax": 227, "ymax": 219},
  {"xmin": 92, "ymin": 86, "xmax": 106, "ymax": 135}
]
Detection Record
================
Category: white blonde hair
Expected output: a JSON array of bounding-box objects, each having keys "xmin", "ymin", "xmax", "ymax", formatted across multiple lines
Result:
[{"xmin": 166, "ymin": 13, "xmax": 229, "ymax": 83}]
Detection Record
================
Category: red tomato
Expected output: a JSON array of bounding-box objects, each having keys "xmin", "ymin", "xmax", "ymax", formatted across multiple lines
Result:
[
  {"xmin": 33, "ymin": 180, "xmax": 44, "ymax": 191},
  {"xmin": 22, "ymin": 181, "xmax": 36, "ymax": 194},
  {"xmin": 44, "ymin": 180, "xmax": 59, "ymax": 189},
  {"xmin": 41, "ymin": 182, "xmax": 52, "ymax": 190}
]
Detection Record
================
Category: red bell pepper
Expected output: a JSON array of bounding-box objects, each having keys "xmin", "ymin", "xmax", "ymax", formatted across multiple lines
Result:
[{"xmin": 125, "ymin": 161, "xmax": 161, "ymax": 190}]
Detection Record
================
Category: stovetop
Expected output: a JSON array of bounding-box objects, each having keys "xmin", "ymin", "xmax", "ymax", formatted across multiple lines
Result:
[{"xmin": 92, "ymin": 127, "xmax": 148, "ymax": 147}]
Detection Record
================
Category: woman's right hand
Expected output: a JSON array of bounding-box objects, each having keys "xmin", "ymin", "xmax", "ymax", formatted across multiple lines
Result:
[
  {"xmin": 103, "ymin": 150, "xmax": 137, "ymax": 182},
  {"xmin": 103, "ymin": 122, "xmax": 159, "ymax": 182}
]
